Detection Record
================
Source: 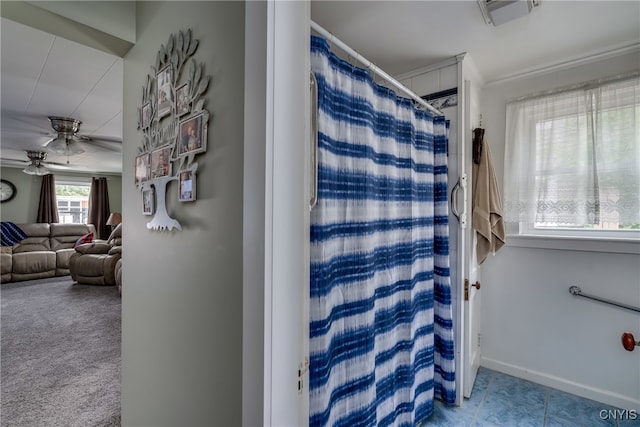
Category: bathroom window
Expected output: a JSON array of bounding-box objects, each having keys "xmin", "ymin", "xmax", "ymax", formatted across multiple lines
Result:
[{"xmin": 503, "ymin": 74, "xmax": 640, "ymax": 243}]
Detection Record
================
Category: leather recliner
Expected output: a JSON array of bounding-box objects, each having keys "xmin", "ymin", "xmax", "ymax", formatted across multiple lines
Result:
[{"xmin": 69, "ymin": 224, "xmax": 122, "ymax": 286}]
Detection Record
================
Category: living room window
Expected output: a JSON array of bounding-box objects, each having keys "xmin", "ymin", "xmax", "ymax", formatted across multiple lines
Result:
[
  {"xmin": 503, "ymin": 73, "xmax": 640, "ymax": 243},
  {"xmin": 55, "ymin": 180, "xmax": 90, "ymax": 224}
]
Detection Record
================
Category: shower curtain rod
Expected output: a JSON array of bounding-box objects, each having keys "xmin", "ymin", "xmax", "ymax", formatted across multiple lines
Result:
[{"xmin": 310, "ymin": 20, "xmax": 444, "ymax": 116}]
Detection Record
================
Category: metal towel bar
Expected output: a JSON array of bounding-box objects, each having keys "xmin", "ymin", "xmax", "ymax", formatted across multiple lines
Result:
[{"xmin": 569, "ymin": 286, "xmax": 640, "ymax": 313}]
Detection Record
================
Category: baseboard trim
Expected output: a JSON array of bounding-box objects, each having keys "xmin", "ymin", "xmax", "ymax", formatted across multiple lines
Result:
[{"xmin": 481, "ymin": 357, "xmax": 640, "ymax": 411}]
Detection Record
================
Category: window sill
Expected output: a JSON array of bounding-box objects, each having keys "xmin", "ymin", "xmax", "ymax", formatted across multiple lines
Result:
[{"xmin": 506, "ymin": 234, "xmax": 640, "ymax": 255}]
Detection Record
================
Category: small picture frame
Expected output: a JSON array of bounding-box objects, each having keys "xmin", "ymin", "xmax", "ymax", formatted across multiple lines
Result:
[
  {"xmin": 178, "ymin": 112, "xmax": 208, "ymax": 157},
  {"xmin": 142, "ymin": 187, "xmax": 155, "ymax": 215},
  {"xmin": 150, "ymin": 145, "xmax": 172, "ymax": 179},
  {"xmin": 179, "ymin": 170, "xmax": 196, "ymax": 202},
  {"xmin": 135, "ymin": 153, "xmax": 150, "ymax": 184},
  {"xmin": 157, "ymin": 66, "xmax": 172, "ymax": 119},
  {"xmin": 176, "ymin": 81, "xmax": 190, "ymax": 117},
  {"xmin": 141, "ymin": 102, "xmax": 152, "ymax": 129}
]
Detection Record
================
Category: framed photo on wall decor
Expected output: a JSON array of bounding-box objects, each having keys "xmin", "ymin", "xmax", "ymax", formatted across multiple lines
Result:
[
  {"xmin": 142, "ymin": 102, "xmax": 152, "ymax": 128},
  {"xmin": 150, "ymin": 146, "xmax": 172, "ymax": 179},
  {"xmin": 157, "ymin": 66, "xmax": 172, "ymax": 119},
  {"xmin": 142, "ymin": 187, "xmax": 155, "ymax": 215},
  {"xmin": 178, "ymin": 113, "xmax": 207, "ymax": 157},
  {"xmin": 176, "ymin": 81, "xmax": 190, "ymax": 117},
  {"xmin": 135, "ymin": 153, "xmax": 150, "ymax": 184},
  {"xmin": 179, "ymin": 170, "xmax": 196, "ymax": 202}
]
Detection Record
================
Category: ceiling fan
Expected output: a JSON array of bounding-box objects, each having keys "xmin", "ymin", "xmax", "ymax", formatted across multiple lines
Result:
[
  {"xmin": 45, "ymin": 116, "xmax": 121, "ymax": 156},
  {"xmin": 0, "ymin": 150, "xmax": 81, "ymax": 175}
]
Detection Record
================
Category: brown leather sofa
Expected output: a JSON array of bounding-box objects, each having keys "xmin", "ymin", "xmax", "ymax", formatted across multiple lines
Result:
[
  {"xmin": 69, "ymin": 224, "xmax": 121, "ymax": 286},
  {"xmin": 0, "ymin": 223, "xmax": 96, "ymax": 283}
]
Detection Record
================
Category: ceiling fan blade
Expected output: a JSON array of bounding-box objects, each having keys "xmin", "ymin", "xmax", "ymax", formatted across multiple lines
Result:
[
  {"xmin": 43, "ymin": 162, "xmax": 84, "ymax": 170},
  {"xmin": 78, "ymin": 134, "xmax": 122, "ymax": 143},
  {"xmin": 93, "ymin": 140, "xmax": 121, "ymax": 151},
  {"xmin": 1, "ymin": 128, "xmax": 52, "ymax": 137},
  {"xmin": 42, "ymin": 137, "xmax": 56, "ymax": 147},
  {"xmin": 75, "ymin": 138, "xmax": 121, "ymax": 152},
  {"xmin": 0, "ymin": 158, "xmax": 29, "ymax": 167},
  {"xmin": 1, "ymin": 111, "xmax": 53, "ymax": 133}
]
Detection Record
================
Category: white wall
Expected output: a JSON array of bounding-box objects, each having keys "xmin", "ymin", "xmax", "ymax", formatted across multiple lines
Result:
[
  {"xmin": 243, "ymin": 2, "xmax": 311, "ymax": 425},
  {"xmin": 266, "ymin": 2, "xmax": 311, "ymax": 425},
  {"xmin": 121, "ymin": 2, "xmax": 245, "ymax": 425},
  {"xmin": 480, "ymin": 49, "xmax": 640, "ymax": 410}
]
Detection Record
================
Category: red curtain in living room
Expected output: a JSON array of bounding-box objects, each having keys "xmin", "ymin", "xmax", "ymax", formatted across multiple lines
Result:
[
  {"xmin": 36, "ymin": 174, "xmax": 59, "ymax": 223},
  {"xmin": 88, "ymin": 177, "xmax": 111, "ymax": 239}
]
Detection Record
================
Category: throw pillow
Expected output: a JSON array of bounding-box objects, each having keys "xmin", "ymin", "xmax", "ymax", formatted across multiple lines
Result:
[
  {"xmin": 74, "ymin": 232, "xmax": 94, "ymax": 248},
  {"xmin": 0, "ymin": 222, "xmax": 27, "ymax": 246}
]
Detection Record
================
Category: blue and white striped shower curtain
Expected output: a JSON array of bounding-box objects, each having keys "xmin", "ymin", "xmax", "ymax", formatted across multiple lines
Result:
[{"xmin": 309, "ymin": 36, "xmax": 455, "ymax": 427}]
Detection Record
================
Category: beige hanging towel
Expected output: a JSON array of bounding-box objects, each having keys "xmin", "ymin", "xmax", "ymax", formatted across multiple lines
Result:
[{"xmin": 472, "ymin": 132, "xmax": 505, "ymax": 264}]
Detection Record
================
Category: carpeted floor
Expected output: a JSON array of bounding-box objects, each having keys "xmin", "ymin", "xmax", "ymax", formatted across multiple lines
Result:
[{"xmin": 1, "ymin": 276, "xmax": 121, "ymax": 427}]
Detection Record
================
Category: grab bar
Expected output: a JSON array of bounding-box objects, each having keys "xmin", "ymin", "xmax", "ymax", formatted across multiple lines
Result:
[
  {"xmin": 451, "ymin": 179, "xmax": 461, "ymax": 222},
  {"xmin": 450, "ymin": 174, "xmax": 467, "ymax": 228},
  {"xmin": 569, "ymin": 286, "xmax": 640, "ymax": 313},
  {"xmin": 310, "ymin": 72, "xmax": 318, "ymax": 210}
]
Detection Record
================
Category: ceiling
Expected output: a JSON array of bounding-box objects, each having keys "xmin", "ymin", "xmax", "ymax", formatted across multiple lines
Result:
[{"xmin": 1, "ymin": 1, "xmax": 638, "ymax": 176}]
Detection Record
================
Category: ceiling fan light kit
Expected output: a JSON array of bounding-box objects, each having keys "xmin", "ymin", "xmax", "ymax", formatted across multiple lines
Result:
[
  {"xmin": 48, "ymin": 116, "xmax": 81, "ymax": 134},
  {"xmin": 46, "ymin": 116, "xmax": 86, "ymax": 156},
  {"xmin": 47, "ymin": 135, "xmax": 86, "ymax": 155},
  {"xmin": 22, "ymin": 150, "xmax": 52, "ymax": 175},
  {"xmin": 23, "ymin": 163, "xmax": 51, "ymax": 175}
]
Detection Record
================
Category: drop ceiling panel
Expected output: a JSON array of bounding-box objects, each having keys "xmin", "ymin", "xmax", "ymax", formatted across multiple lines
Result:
[
  {"xmin": 0, "ymin": 19, "xmax": 54, "ymax": 111},
  {"xmin": 26, "ymin": 37, "xmax": 117, "ymax": 116},
  {"xmin": 92, "ymin": 111, "xmax": 123, "ymax": 139},
  {"xmin": 74, "ymin": 59, "xmax": 123, "ymax": 132}
]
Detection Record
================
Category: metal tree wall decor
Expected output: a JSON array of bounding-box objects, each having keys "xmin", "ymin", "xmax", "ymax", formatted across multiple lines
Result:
[{"xmin": 135, "ymin": 29, "xmax": 210, "ymax": 231}]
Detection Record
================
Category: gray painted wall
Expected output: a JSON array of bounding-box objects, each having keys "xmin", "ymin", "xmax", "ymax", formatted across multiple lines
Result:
[
  {"xmin": 0, "ymin": 167, "xmax": 122, "ymax": 223},
  {"xmin": 121, "ymin": 2, "xmax": 245, "ymax": 425},
  {"xmin": 0, "ymin": 168, "xmax": 42, "ymax": 223}
]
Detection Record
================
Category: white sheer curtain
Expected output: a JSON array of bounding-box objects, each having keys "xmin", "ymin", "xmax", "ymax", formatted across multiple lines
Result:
[{"xmin": 504, "ymin": 75, "xmax": 640, "ymax": 229}]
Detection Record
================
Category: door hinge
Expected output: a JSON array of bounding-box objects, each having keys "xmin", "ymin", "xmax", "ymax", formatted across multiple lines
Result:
[{"xmin": 297, "ymin": 356, "xmax": 309, "ymax": 394}]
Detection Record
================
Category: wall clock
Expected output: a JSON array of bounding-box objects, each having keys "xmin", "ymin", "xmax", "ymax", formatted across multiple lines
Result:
[{"xmin": 0, "ymin": 179, "xmax": 17, "ymax": 203}]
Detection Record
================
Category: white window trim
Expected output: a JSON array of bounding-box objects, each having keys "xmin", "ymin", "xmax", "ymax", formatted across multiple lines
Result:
[
  {"xmin": 55, "ymin": 176, "xmax": 91, "ymax": 186},
  {"xmin": 506, "ymin": 232, "xmax": 640, "ymax": 254},
  {"xmin": 523, "ymin": 222, "xmax": 640, "ymax": 239}
]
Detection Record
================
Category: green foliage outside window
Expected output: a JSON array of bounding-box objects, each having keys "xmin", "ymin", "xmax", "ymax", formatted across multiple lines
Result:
[{"xmin": 55, "ymin": 185, "xmax": 90, "ymax": 197}]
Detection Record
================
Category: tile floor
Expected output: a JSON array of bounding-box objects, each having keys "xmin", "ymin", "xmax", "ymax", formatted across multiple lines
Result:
[{"xmin": 422, "ymin": 367, "xmax": 640, "ymax": 427}]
